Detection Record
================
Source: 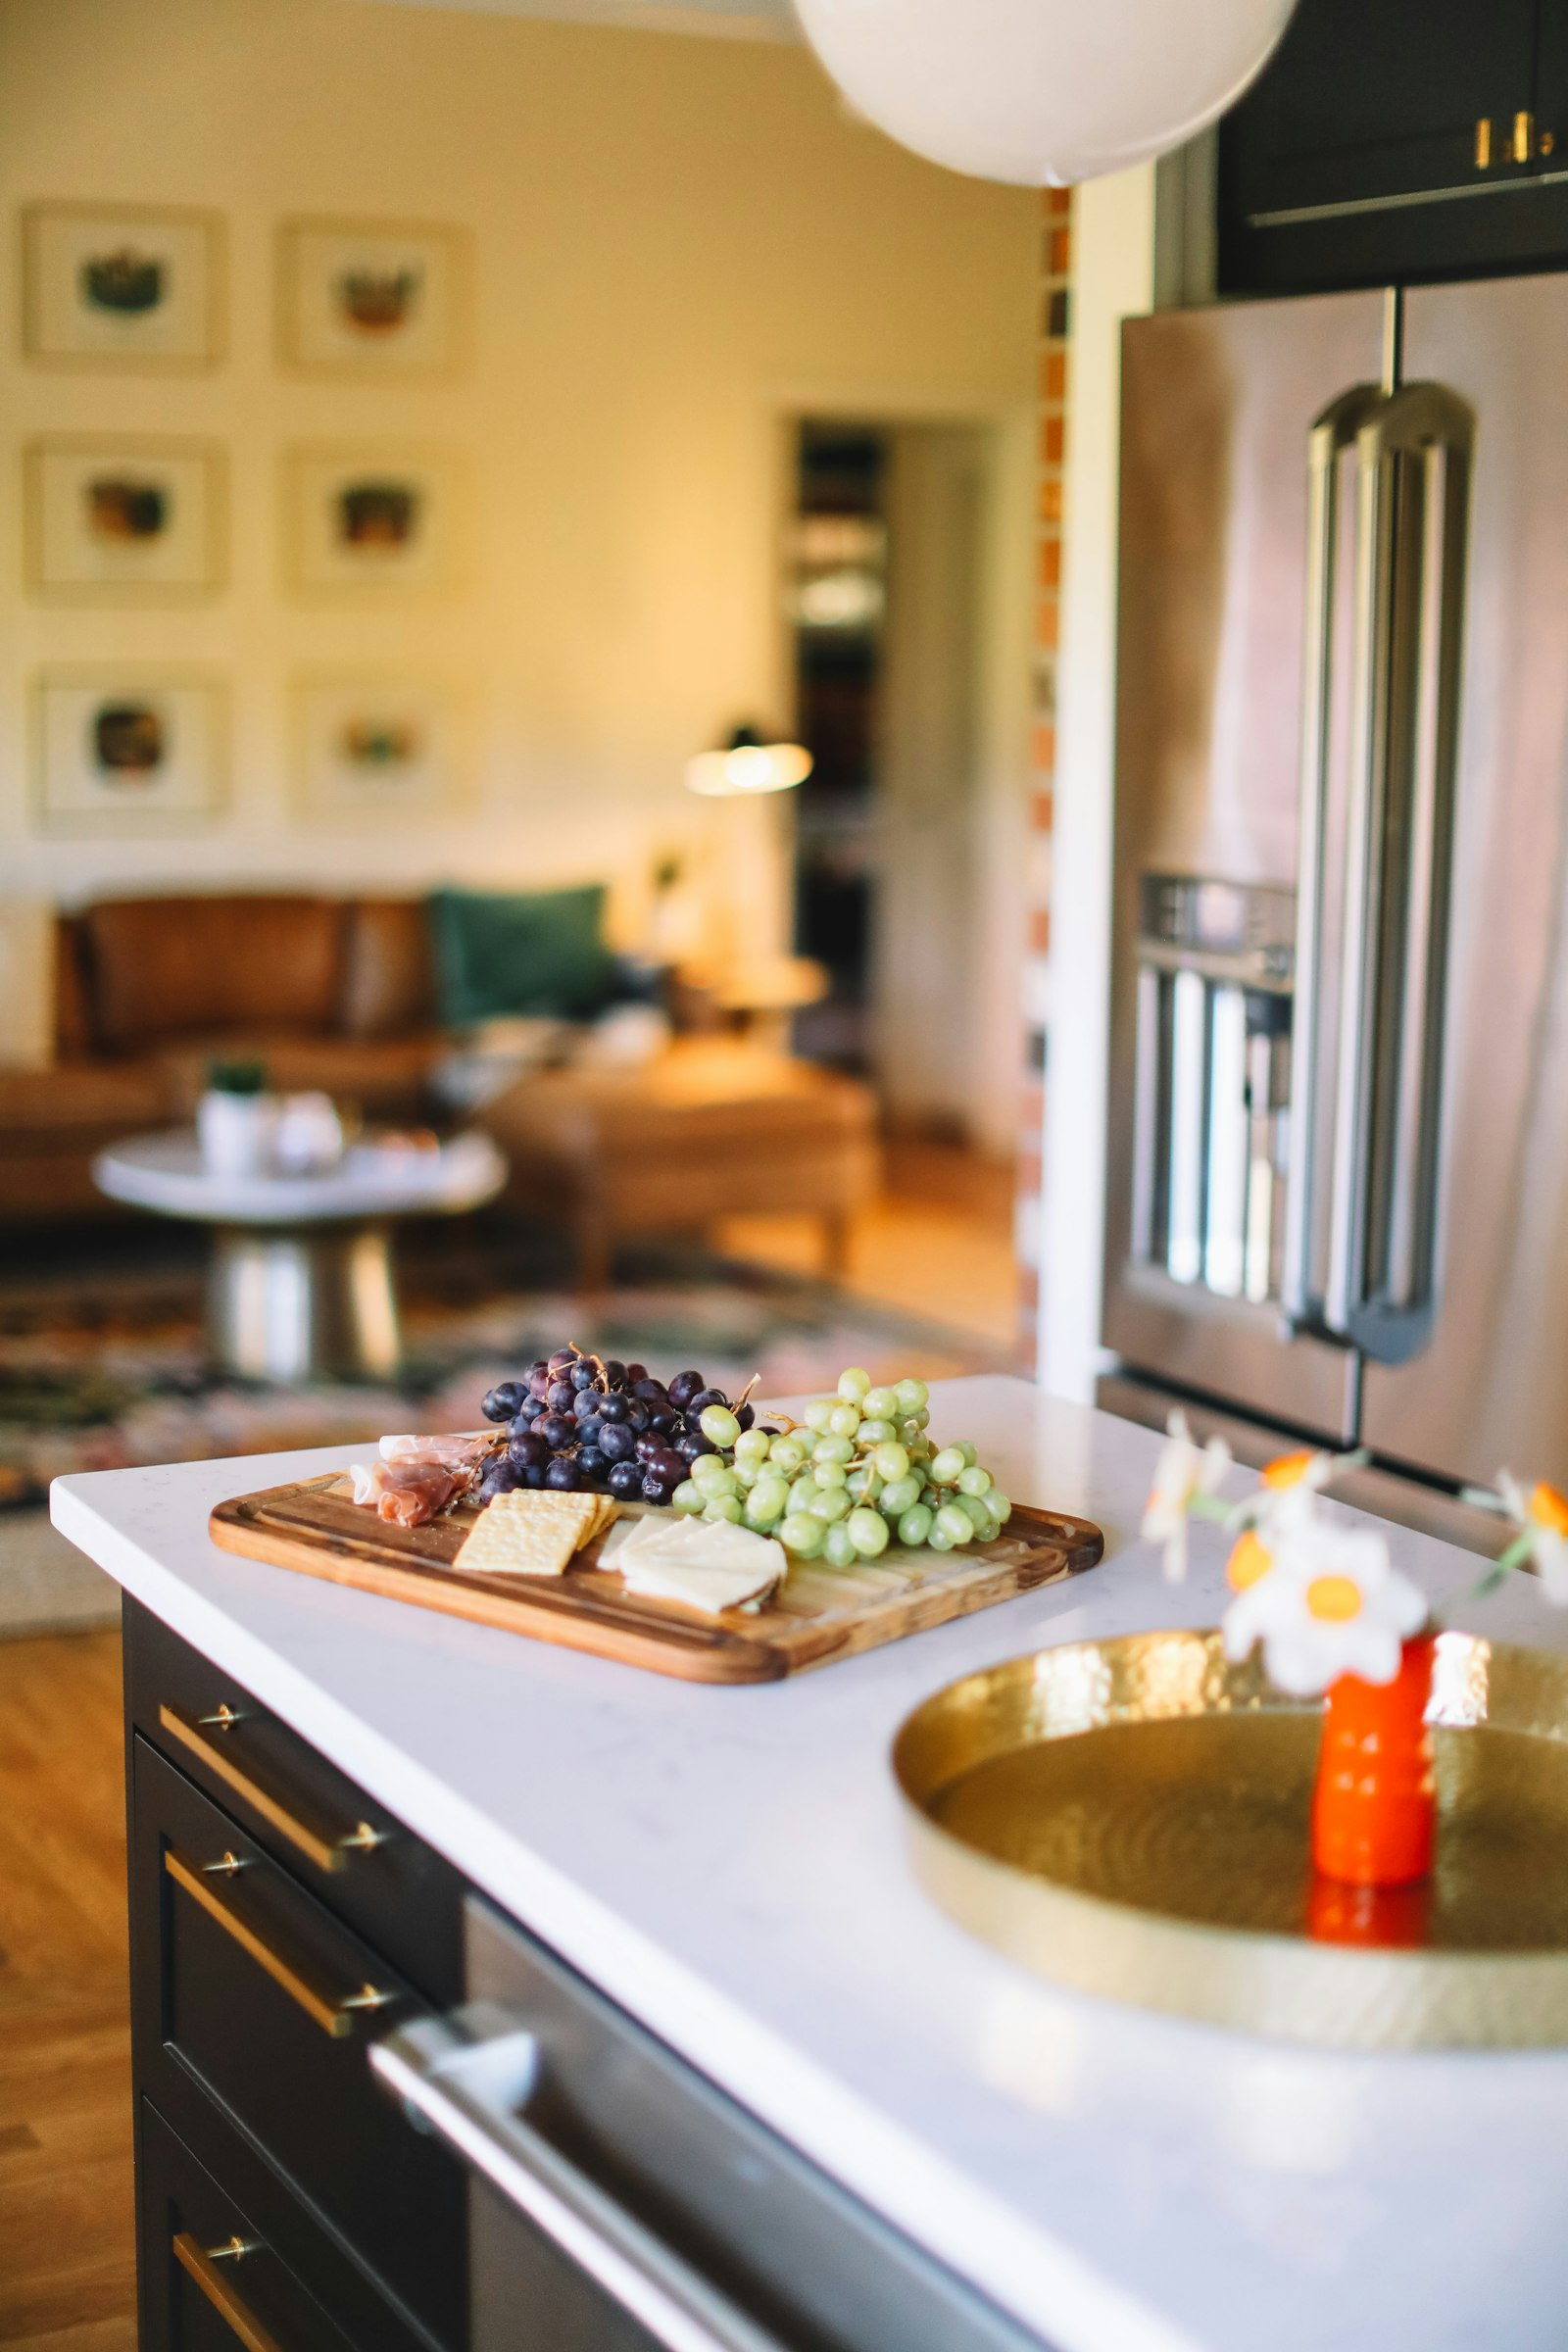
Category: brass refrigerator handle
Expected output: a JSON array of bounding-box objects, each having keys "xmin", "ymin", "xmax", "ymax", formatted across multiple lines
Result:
[
  {"xmin": 172, "ymin": 2231, "xmax": 288, "ymax": 2352},
  {"xmin": 1282, "ymin": 381, "xmax": 1388, "ymax": 1334},
  {"xmin": 159, "ymin": 1702, "xmax": 386, "ymax": 1873},
  {"xmin": 164, "ymin": 1847, "xmax": 394, "ymax": 2039}
]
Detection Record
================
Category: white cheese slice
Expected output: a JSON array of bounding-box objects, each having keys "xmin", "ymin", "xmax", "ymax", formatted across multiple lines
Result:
[{"xmin": 609, "ymin": 1514, "xmax": 784, "ymax": 1613}]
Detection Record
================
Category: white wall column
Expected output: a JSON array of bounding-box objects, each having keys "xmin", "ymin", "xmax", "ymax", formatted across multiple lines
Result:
[{"xmin": 1037, "ymin": 165, "xmax": 1155, "ymax": 1401}]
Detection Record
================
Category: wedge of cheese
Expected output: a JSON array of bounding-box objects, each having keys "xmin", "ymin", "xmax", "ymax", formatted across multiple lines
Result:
[{"xmin": 605, "ymin": 1513, "xmax": 784, "ymax": 1615}]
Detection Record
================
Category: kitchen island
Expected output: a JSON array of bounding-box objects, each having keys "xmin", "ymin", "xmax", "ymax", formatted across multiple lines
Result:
[{"xmin": 52, "ymin": 1376, "xmax": 1568, "ymax": 2352}]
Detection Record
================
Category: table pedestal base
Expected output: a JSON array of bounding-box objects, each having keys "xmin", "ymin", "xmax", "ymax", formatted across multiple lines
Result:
[{"xmin": 208, "ymin": 1221, "xmax": 401, "ymax": 1383}]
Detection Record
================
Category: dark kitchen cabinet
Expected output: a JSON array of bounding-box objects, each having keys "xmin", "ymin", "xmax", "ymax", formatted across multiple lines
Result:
[
  {"xmin": 124, "ymin": 1599, "xmax": 466, "ymax": 2351},
  {"xmin": 1218, "ymin": 0, "xmax": 1568, "ymax": 292}
]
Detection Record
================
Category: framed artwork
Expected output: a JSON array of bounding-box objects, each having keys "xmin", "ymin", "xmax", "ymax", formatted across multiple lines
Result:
[
  {"xmin": 283, "ymin": 444, "xmax": 463, "ymax": 600},
  {"xmin": 277, "ymin": 216, "xmax": 468, "ymax": 377},
  {"xmin": 33, "ymin": 669, "xmax": 227, "ymax": 834},
  {"xmin": 22, "ymin": 202, "xmax": 223, "ymax": 369},
  {"xmin": 24, "ymin": 437, "xmax": 225, "ymax": 600},
  {"xmin": 293, "ymin": 672, "xmax": 466, "ymax": 821}
]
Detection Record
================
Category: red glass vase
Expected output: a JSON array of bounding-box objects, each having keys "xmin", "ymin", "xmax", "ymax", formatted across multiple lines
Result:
[{"xmin": 1310, "ymin": 1634, "xmax": 1438, "ymax": 1887}]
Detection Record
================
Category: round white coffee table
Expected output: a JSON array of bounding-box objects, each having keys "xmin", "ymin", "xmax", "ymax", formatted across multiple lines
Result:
[{"xmin": 94, "ymin": 1130, "xmax": 507, "ymax": 1383}]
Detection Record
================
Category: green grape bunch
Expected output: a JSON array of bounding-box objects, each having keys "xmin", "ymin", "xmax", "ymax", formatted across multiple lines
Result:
[{"xmin": 669, "ymin": 1368, "xmax": 1012, "ymax": 1569}]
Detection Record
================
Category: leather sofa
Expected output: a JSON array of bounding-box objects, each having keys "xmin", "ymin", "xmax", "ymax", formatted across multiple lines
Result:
[
  {"xmin": 1, "ymin": 895, "xmax": 445, "ymax": 1223},
  {"xmin": 0, "ymin": 897, "xmax": 881, "ymax": 1271}
]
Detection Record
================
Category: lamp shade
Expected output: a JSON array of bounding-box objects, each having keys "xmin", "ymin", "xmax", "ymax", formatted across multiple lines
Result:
[
  {"xmin": 791, "ymin": 0, "xmax": 1298, "ymax": 186},
  {"xmin": 686, "ymin": 724, "xmax": 813, "ymax": 799}
]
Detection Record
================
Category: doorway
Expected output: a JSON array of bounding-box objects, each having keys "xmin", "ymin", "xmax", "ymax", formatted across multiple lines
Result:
[{"xmin": 786, "ymin": 416, "xmax": 996, "ymax": 1141}]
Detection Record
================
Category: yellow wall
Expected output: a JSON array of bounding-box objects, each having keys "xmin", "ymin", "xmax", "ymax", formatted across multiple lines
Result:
[{"xmin": 0, "ymin": 0, "xmax": 1039, "ymax": 925}]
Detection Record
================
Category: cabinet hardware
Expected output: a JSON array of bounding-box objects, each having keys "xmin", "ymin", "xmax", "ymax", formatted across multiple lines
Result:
[
  {"xmin": 1476, "ymin": 119, "xmax": 1493, "ymax": 169},
  {"xmin": 338, "ymin": 1820, "xmax": 390, "ymax": 1852},
  {"xmin": 165, "ymin": 1847, "xmax": 393, "ymax": 2038},
  {"xmin": 198, "ymin": 1703, "xmax": 245, "ymax": 1729},
  {"xmin": 172, "ymin": 2231, "xmax": 287, "ymax": 2352},
  {"xmin": 1544, "ymin": 130, "xmax": 1557, "ymax": 158},
  {"xmin": 206, "ymin": 2236, "xmax": 259, "ymax": 2261},
  {"xmin": 201, "ymin": 1851, "xmax": 248, "ymax": 1877},
  {"xmin": 159, "ymin": 1702, "xmax": 386, "ymax": 1873},
  {"xmin": 1514, "ymin": 110, "xmax": 1535, "ymax": 163}
]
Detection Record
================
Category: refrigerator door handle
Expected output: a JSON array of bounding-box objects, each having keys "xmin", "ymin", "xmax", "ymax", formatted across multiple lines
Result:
[
  {"xmin": 1283, "ymin": 383, "xmax": 1387, "ymax": 1332},
  {"xmin": 1327, "ymin": 381, "xmax": 1474, "ymax": 1363}
]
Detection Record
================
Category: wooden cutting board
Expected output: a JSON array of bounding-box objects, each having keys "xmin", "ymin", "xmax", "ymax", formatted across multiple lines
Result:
[{"xmin": 209, "ymin": 1474, "xmax": 1103, "ymax": 1684}]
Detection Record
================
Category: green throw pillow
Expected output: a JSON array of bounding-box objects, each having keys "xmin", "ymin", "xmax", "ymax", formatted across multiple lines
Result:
[{"xmin": 427, "ymin": 885, "xmax": 619, "ymax": 1028}]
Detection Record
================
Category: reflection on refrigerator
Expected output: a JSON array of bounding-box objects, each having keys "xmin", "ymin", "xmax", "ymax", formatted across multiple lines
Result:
[{"xmin": 1131, "ymin": 876, "xmax": 1294, "ymax": 1307}]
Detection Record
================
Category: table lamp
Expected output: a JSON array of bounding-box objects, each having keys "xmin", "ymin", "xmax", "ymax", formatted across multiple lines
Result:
[
  {"xmin": 685, "ymin": 722, "xmax": 812, "ymax": 800},
  {"xmin": 683, "ymin": 723, "xmax": 822, "ymax": 1042}
]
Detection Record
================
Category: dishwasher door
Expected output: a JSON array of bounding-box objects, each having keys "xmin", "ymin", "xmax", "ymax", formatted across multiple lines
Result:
[{"xmin": 370, "ymin": 1895, "xmax": 1047, "ymax": 2352}]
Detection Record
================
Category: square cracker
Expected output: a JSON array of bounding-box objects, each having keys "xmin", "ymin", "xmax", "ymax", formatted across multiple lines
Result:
[{"xmin": 455, "ymin": 1489, "xmax": 603, "ymax": 1578}]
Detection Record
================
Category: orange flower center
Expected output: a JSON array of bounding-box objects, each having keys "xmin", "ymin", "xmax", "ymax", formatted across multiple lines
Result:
[
  {"xmin": 1261, "ymin": 1449, "xmax": 1317, "ymax": 1491},
  {"xmin": 1227, "ymin": 1531, "xmax": 1273, "ymax": 1591},
  {"xmin": 1531, "ymin": 1482, "xmax": 1568, "ymax": 1536},
  {"xmin": 1305, "ymin": 1574, "xmax": 1363, "ymax": 1622}
]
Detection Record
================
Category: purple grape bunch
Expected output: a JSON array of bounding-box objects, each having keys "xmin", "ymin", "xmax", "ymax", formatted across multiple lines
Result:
[{"xmin": 475, "ymin": 1349, "xmax": 756, "ymax": 1511}]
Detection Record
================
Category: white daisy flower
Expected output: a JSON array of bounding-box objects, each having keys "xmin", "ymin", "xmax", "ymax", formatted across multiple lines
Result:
[
  {"xmin": 1235, "ymin": 1445, "xmax": 1365, "ymax": 1548},
  {"xmin": 1494, "ymin": 1472, "xmax": 1568, "ymax": 1602},
  {"xmin": 1141, "ymin": 1410, "xmax": 1232, "ymax": 1583},
  {"xmin": 1222, "ymin": 1520, "xmax": 1428, "ymax": 1697}
]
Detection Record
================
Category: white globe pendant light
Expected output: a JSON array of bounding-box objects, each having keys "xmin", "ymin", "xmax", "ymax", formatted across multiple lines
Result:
[{"xmin": 791, "ymin": 0, "xmax": 1299, "ymax": 185}]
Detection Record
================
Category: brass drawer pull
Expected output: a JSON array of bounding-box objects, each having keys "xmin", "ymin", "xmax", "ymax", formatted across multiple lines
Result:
[
  {"xmin": 165, "ymin": 1847, "xmax": 395, "ymax": 2039},
  {"xmin": 159, "ymin": 1702, "xmax": 387, "ymax": 1873},
  {"xmin": 172, "ymin": 2230, "xmax": 288, "ymax": 2352}
]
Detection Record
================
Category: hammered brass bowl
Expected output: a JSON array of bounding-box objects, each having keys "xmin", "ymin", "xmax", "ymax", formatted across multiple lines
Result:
[{"xmin": 893, "ymin": 1629, "xmax": 1568, "ymax": 2049}]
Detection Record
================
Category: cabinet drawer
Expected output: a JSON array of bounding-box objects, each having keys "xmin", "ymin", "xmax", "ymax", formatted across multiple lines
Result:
[
  {"xmin": 132, "ymin": 1736, "xmax": 466, "ymax": 2350},
  {"xmin": 140, "ymin": 2094, "xmax": 424, "ymax": 2352},
  {"xmin": 125, "ymin": 1595, "xmax": 463, "ymax": 2005}
]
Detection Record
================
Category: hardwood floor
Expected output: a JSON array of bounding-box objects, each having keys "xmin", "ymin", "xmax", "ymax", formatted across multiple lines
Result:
[
  {"xmin": 0, "ymin": 1630, "xmax": 135, "ymax": 2350},
  {"xmin": 718, "ymin": 1135, "xmax": 1023, "ymax": 1354}
]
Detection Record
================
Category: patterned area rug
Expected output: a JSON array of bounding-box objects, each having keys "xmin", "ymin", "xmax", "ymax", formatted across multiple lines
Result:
[{"xmin": 0, "ymin": 1235, "xmax": 1012, "ymax": 1512}]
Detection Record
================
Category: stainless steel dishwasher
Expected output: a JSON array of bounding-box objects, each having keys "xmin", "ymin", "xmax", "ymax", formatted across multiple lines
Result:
[{"xmin": 371, "ymin": 1895, "xmax": 1048, "ymax": 2352}]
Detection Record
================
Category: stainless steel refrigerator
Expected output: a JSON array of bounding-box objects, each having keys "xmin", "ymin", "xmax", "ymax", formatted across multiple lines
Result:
[{"xmin": 1100, "ymin": 273, "xmax": 1568, "ymax": 1545}]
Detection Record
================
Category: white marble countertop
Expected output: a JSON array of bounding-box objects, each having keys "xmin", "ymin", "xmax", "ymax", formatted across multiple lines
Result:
[{"xmin": 51, "ymin": 1377, "xmax": 1568, "ymax": 2352}]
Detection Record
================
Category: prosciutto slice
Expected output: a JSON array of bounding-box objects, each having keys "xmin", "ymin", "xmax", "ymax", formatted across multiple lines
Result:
[
  {"xmin": 348, "ymin": 1457, "xmax": 467, "ymax": 1527},
  {"xmin": 378, "ymin": 1432, "xmax": 502, "ymax": 1471}
]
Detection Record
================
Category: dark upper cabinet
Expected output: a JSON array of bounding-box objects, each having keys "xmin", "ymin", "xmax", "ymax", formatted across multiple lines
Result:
[{"xmin": 1218, "ymin": 0, "xmax": 1568, "ymax": 292}]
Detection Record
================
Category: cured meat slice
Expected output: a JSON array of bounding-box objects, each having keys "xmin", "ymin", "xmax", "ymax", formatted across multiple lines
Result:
[
  {"xmin": 347, "ymin": 1457, "xmax": 466, "ymax": 1527},
  {"xmin": 378, "ymin": 1431, "xmax": 502, "ymax": 1471}
]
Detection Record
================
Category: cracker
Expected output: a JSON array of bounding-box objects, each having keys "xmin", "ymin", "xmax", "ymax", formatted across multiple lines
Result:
[{"xmin": 455, "ymin": 1489, "xmax": 600, "ymax": 1578}]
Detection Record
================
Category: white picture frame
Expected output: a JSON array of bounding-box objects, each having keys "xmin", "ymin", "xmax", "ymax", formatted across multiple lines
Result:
[
  {"xmin": 282, "ymin": 443, "xmax": 463, "ymax": 601},
  {"xmin": 292, "ymin": 672, "xmax": 466, "ymax": 821},
  {"xmin": 24, "ymin": 436, "xmax": 226, "ymax": 601},
  {"xmin": 22, "ymin": 201, "xmax": 224, "ymax": 370},
  {"xmin": 277, "ymin": 215, "xmax": 468, "ymax": 378},
  {"xmin": 33, "ymin": 669, "xmax": 228, "ymax": 835}
]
